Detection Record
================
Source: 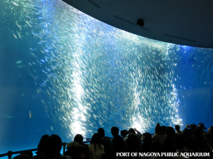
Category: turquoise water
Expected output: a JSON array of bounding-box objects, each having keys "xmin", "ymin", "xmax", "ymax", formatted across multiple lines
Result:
[{"xmin": 0, "ymin": 0, "xmax": 213, "ymax": 156}]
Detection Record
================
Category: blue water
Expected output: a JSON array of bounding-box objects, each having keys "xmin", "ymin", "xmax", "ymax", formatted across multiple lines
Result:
[{"xmin": 0, "ymin": 0, "xmax": 213, "ymax": 156}]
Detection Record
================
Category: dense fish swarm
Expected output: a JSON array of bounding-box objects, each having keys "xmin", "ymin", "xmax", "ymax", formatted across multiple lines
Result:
[{"xmin": 2, "ymin": 0, "xmax": 213, "ymax": 139}]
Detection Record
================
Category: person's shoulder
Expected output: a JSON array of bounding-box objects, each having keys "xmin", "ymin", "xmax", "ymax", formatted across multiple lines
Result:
[
  {"xmin": 176, "ymin": 131, "xmax": 183, "ymax": 135},
  {"xmin": 100, "ymin": 145, "xmax": 105, "ymax": 154},
  {"xmin": 124, "ymin": 134, "xmax": 129, "ymax": 140},
  {"xmin": 67, "ymin": 142, "xmax": 86, "ymax": 149},
  {"xmin": 113, "ymin": 135, "xmax": 123, "ymax": 140},
  {"xmin": 66, "ymin": 142, "xmax": 76, "ymax": 148},
  {"xmin": 152, "ymin": 134, "xmax": 158, "ymax": 138},
  {"xmin": 102, "ymin": 136, "xmax": 111, "ymax": 142},
  {"xmin": 114, "ymin": 135, "xmax": 121, "ymax": 139},
  {"xmin": 101, "ymin": 144, "xmax": 104, "ymax": 149},
  {"xmin": 88, "ymin": 144, "xmax": 93, "ymax": 149},
  {"xmin": 118, "ymin": 135, "xmax": 124, "ymax": 140},
  {"xmin": 89, "ymin": 144, "xmax": 95, "ymax": 151}
]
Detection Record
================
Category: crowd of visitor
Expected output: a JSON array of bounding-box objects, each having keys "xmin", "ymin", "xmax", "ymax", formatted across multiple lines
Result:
[{"xmin": 12, "ymin": 123, "xmax": 213, "ymax": 159}]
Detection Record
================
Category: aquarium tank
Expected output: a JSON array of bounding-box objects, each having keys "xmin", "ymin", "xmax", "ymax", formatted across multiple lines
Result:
[{"xmin": 0, "ymin": 0, "xmax": 213, "ymax": 156}]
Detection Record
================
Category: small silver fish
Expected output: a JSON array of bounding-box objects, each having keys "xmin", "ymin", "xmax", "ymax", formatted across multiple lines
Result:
[{"xmin": 16, "ymin": 61, "xmax": 22, "ymax": 64}]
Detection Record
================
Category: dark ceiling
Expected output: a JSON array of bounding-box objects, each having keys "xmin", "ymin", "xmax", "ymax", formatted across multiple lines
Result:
[{"xmin": 63, "ymin": 0, "xmax": 213, "ymax": 49}]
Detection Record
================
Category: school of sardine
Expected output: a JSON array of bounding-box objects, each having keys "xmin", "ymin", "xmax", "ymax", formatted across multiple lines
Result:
[{"xmin": 2, "ymin": 0, "xmax": 213, "ymax": 139}]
